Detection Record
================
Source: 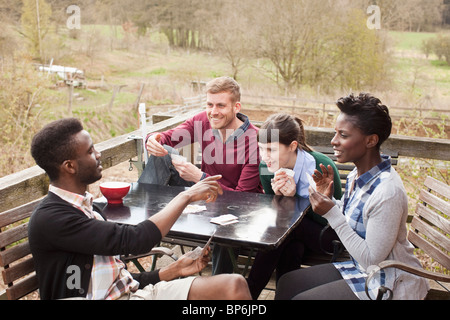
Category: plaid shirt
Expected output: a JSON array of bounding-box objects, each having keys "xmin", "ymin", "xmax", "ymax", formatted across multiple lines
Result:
[
  {"xmin": 332, "ymin": 155, "xmax": 391, "ymax": 300},
  {"xmin": 49, "ymin": 186, "xmax": 139, "ymax": 300}
]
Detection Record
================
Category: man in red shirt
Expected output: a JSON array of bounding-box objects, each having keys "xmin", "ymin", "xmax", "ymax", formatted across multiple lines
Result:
[
  {"xmin": 138, "ymin": 77, "xmax": 262, "ymax": 273},
  {"xmin": 139, "ymin": 76, "xmax": 262, "ymax": 193}
]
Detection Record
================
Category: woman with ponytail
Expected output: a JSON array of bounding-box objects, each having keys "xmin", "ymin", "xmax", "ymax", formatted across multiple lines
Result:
[{"xmin": 246, "ymin": 113, "xmax": 343, "ymax": 299}]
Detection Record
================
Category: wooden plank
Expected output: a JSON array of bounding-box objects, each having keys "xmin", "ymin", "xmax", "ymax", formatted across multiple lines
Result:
[
  {"xmin": 408, "ymin": 231, "xmax": 450, "ymax": 270},
  {"xmin": 416, "ymin": 204, "xmax": 450, "ymax": 234},
  {"xmin": 95, "ymin": 134, "xmax": 139, "ymax": 171},
  {"xmin": 0, "ymin": 223, "xmax": 28, "ymax": 248},
  {"xmin": 6, "ymin": 274, "xmax": 38, "ymax": 300},
  {"xmin": 425, "ymin": 176, "xmax": 450, "ymax": 200},
  {"xmin": 0, "ymin": 199, "xmax": 41, "ymax": 228},
  {"xmin": 0, "ymin": 241, "xmax": 31, "ymax": 267},
  {"xmin": 420, "ymin": 190, "xmax": 450, "ymax": 217},
  {"xmin": 336, "ymin": 164, "xmax": 355, "ymax": 171},
  {"xmin": 425, "ymin": 289, "xmax": 450, "ymax": 300},
  {"xmin": 378, "ymin": 134, "xmax": 449, "ymax": 161},
  {"xmin": 0, "ymin": 166, "xmax": 49, "ymax": 216},
  {"xmin": 411, "ymin": 218, "xmax": 450, "ymax": 252},
  {"xmin": 2, "ymin": 256, "xmax": 35, "ymax": 284}
]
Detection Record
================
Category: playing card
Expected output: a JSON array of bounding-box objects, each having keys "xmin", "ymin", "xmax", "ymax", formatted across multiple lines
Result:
[
  {"xmin": 183, "ymin": 205, "xmax": 207, "ymax": 214},
  {"xmin": 210, "ymin": 214, "xmax": 239, "ymax": 225},
  {"xmin": 185, "ymin": 247, "xmax": 203, "ymax": 260},
  {"xmin": 307, "ymin": 174, "xmax": 317, "ymax": 191},
  {"xmin": 185, "ymin": 232, "xmax": 215, "ymax": 260},
  {"xmin": 276, "ymin": 168, "xmax": 295, "ymax": 177}
]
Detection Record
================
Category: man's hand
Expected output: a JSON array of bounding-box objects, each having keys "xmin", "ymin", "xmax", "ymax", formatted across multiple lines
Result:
[
  {"xmin": 173, "ymin": 161, "xmax": 204, "ymax": 183},
  {"xmin": 178, "ymin": 247, "xmax": 211, "ymax": 277},
  {"xmin": 183, "ymin": 175, "xmax": 223, "ymax": 203},
  {"xmin": 146, "ymin": 133, "xmax": 168, "ymax": 157},
  {"xmin": 159, "ymin": 247, "xmax": 211, "ymax": 281},
  {"xmin": 148, "ymin": 175, "xmax": 222, "ymax": 237}
]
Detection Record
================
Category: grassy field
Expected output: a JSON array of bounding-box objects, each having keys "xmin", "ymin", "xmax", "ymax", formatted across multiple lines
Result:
[
  {"xmin": 389, "ymin": 31, "xmax": 450, "ymax": 100},
  {"xmin": 390, "ymin": 31, "xmax": 438, "ymax": 50}
]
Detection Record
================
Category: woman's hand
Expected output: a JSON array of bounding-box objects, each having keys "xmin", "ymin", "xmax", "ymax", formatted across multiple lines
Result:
[
  {"xmin": 312, "ymin": 164, "xmax": 335, "ymax": 199},
  {"xmin": 308, "ymin": 186, "xmax": 336, "ymax": 216},
  {"xmin": 271, "ymin": 172, "xmax": 296, "ymax": 197},
  {"xmin": 308, "ymin": 187, "xmax": 335, "ymax": 216}
]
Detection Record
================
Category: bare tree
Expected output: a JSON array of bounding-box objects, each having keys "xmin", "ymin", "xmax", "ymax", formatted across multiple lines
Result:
[
  {"xmin": 20, "ymin": 0, "xmax": 52, "ymax": 60},
  {"xmin": 367, "ymin": 0, "xmax": 443, "ymax": 31},
  {"xmin": 208, "ymin": 0, "xmax": 255, "ymax": 80},
  {"xmin": 247, "ymin": 0, "xmax": 392, "ymax": 92},
  {"xmin": 252, "ymin": 0, "xmax": 336, "ymax": 92}
]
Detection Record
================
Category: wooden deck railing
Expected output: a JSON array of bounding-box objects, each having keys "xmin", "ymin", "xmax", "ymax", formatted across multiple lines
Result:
[{"xmin": 1, "ymin": 111, "xmax": 449, "ymax": 213}]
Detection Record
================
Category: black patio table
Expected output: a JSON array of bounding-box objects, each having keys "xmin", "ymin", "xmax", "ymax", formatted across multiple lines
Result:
[{"xmin": 95, "ymin": 182, "xmax": 310, "ymax": 251}]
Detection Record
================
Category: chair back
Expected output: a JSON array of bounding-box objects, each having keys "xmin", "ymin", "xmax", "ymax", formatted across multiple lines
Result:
[
  {"xmin": 408, "ymin": 176, "xmax": 450, "ymax": 270},
  {"xmin": 0, "ymin": 199, "xmax": 41, "ymax": 300}
]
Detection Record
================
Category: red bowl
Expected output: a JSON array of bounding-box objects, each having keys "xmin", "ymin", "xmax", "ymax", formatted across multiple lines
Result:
[{"xmin": 99, "ymin": 182, "xmax": 131, "ymax": 205}]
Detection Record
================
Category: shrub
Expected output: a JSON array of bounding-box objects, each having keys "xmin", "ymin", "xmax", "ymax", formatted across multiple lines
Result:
[{"xmin": 424, "ymin": 34, "xmax": 450, "ymax": 65}]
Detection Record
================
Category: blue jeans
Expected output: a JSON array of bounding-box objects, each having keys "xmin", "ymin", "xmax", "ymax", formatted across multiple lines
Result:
[
  {"xmin": 137, "ymin": 145, "xmax": 194, "ymax": 187},
  {"xmin": 211, "ymin": 245, "xmax": 240, "ymax": 275}
]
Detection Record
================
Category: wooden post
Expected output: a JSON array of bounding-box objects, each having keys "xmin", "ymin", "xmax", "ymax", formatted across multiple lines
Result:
[
  {"xmin": 109, "ymin": 85, "xmax": 126, "ymax": 111},
  {"xmin": 322, "ymin": 103, "xmax": 326, "ymax": 127},
  {"xmin": 68, "ymin": 81, "xmax": 73, "ymax": 115},
  {"xmin": 108, "ymin": 86, "xmax": 118, "ymax": 111},
  {"xmin": 36, "ymin": 0, "xmax": 43, "ymax": 59},
  {"xmin": 133, "ymin": 83, "xmax": 145, "ymax": 112}
]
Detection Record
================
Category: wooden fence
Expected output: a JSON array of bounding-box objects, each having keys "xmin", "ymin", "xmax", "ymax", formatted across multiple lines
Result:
[
  {"xmin": 0, "ymin": 111, "xmax": 449, "ymax": 214},
  {"xmin": 241, "ymin": 94, "xmax": 450, "ymax": 122}
]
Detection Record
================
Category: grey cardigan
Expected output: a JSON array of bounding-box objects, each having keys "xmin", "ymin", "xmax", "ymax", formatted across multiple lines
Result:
[{"xmin": 324, "ymin": 168, "xmax": 429, "ymax": 300}]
